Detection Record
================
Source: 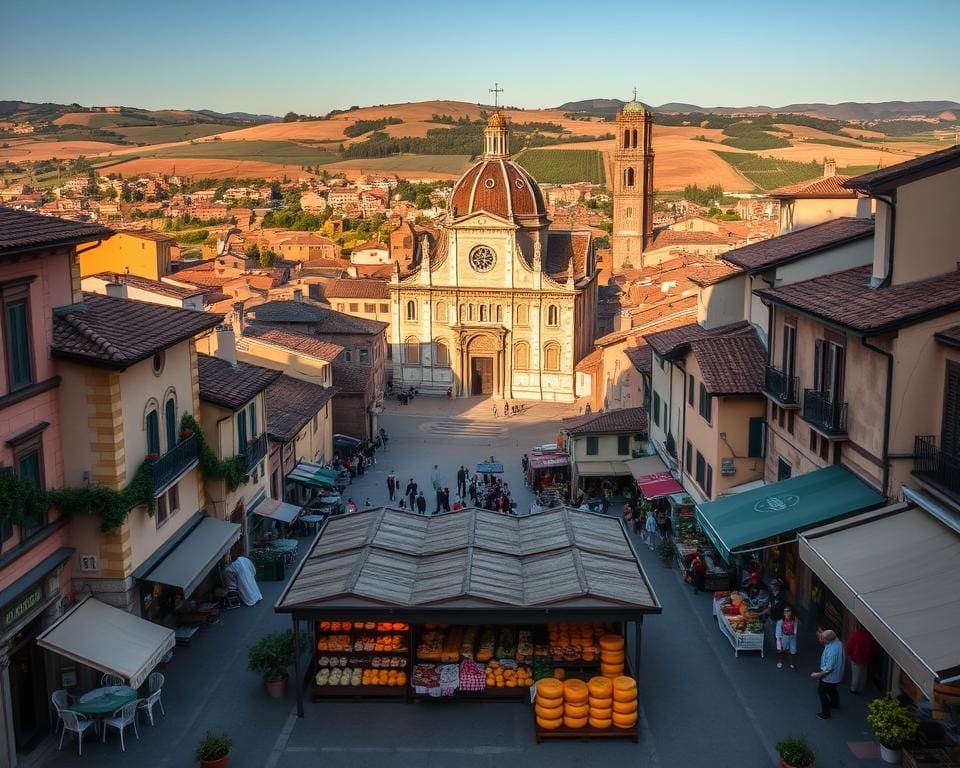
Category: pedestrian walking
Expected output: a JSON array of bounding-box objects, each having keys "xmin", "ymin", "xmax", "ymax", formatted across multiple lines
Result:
[
  {"xmin": 387, "ymin": 470, "xmax": 397, "ymax": 502},
  {"xmin": 435, "ymin": 486, "xmax": 444, "ymax": 514},
  {"xmin": 493, "ymin": 404, "xmax": 498, "ymax": 418},
  {"xmin": 645, "ymin": 510, "xmax": 658, "ymax": 551},
  {"xmin": 845, "ymin": 624, "xmax": 874, "ymax": 694},
  {"xmin": 775, "ymin": 605, "xmax": 798, "ymax": 669},
  {"xmin": 416, "ymin": 491, "xmax": 427, "ymax": 515},
  {"xmin": 622, "ymin": 502, "xmax": 634, "ymax": 532},
  {"xmin": 441, "ymin": 487, "xmax": 451, "ymax": 512},
  {"xmin": 503, "ymin": 400, "xmax": 510, "ymax": 417},
  {"xmin": 457, "ymin": 465, "xmax": 467, "ymax": 498},
  {"xmin": 811, "ymin": 629, "xmax": 846, "ymax": 719},
  {"xmin": 633, "ymin": 504, "xmax": 643, "ymax": 535},
  {"xmin": 430, "ymin": 464, "xmax": 442, "ymax": 491},
  {"xmin": 406, "ymin": 478, "xmax": 418, "ymax": 509}
]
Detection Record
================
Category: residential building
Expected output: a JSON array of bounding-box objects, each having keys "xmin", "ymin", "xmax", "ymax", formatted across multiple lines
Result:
[
  {"xmin": 82, "ymin": 272, "xmax": 206, "ymax": 310},
  {"xmin": 559, "ymin": 407, "xmax": 649, "ymax": 493},
  {"xmin": 331, "ymin": 360, "xmax": 379, "ymax": 442},
  {"xmin": 323, "ymin": 278, "xmax": 392, "ymax": 327},
  {"xmin": 78, "ymin": 229, "xmax": 175, "ymax": 280},
  {"xmin": 767, "ymin": 159, "xmax": 868, "ymax": 234},
  {"xmin": 0, "ymin": 210, "xmax": 111, "ymax": 767},
  {"xmin": 271, "ymin": 233, "xmax": 340, "ymax": 263},
  {"xmin": 349, "ymin": 240, "xmax": 390, "ymax": 265}
]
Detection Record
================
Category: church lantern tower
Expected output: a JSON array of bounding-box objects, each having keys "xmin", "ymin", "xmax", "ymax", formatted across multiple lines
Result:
[
  {"xmin": 484, "ymin": 111, "xmax": 509, "ymax": 158},
  {"xmin": 611, "ymin": 91, "xmax": 654, "ymax": 276}
]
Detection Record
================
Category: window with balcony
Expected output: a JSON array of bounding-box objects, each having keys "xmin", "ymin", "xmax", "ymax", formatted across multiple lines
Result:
[
  {"xmin": 804, "ymin": 336, "xmax": 847, "ymax": 435},
  {"xmin": 146, "ymin": 409, "xmax": 161, "ymax": 456},
  {"xmin": 3, "ymin": 282, "xmax": 33, "ymax": 393},
  {"xmin": 781, "ymin": 322, "xmax": 796, "ymax": 378},
  {"xmin": 586, "ymin": 436, "xmax": 599, "ymax": 455},
  {"xmin": 164, "ymin": 396, "xmax": 177, "ymax": 452},
  {"xmin": 914, "ymin": 361, "xmax": 960, "ymax": 498}
]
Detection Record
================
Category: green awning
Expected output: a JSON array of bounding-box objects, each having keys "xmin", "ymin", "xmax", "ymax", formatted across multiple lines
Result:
[
  {"xmin": 695, "ymin": 465, "xmax": 885, "ymax": 563},
  {"xmin": 313, "ymin": 468, "xmax": 340, "ymax": 486}
]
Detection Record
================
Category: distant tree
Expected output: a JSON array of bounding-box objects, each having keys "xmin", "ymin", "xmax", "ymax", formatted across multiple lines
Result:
[
  {"xmin": 259, "ymin": 248, "xmax": 276, "ymax": 268},
  {"xmin": 414, "ymin": 193, "xmax": 432, "ymax": 209},
  {"xmin": 245, "ymin": 243, "xmax": 260, "ymax": 259},
  {"xmin": 270, "ymin": 180, "xmax": 282, "ymax": 200},
  {"xmin": 283, "ymin": 112, "xmax": 300, "ymax": 123}
]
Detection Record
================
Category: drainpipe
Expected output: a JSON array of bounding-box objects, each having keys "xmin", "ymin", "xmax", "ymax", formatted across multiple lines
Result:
[
  {"xmin": 874, "ymin": 193, "xmax": 897, "ymax": 288},
  {"xmin": 861, "ymin": 336, "xmax": 894, "ymax": 496}
]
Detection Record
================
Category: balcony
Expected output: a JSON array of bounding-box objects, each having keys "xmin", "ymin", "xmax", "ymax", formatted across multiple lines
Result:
[
  {"xmin": 913, "ymin": 435, "xmax": 960, "ymax": 501},
  {"xmin": 764, "ymin": 365, "xmax": 799, "ymax": 406},
  {"xmin": 147, "ymin": 433, "xmax": 199, "ymax": 493},
  {"xmin": 240, "ymin": 433, "xmax": 268, "ymax": 474},
  {"xmin": 801, "ymin": 389, "xmax": 848, "ymax": 437}
]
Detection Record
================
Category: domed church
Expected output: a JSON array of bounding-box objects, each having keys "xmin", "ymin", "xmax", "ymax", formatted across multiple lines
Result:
[{"xmin": 389, "ymin": 112, "xmax": 598, "ymax": 401}]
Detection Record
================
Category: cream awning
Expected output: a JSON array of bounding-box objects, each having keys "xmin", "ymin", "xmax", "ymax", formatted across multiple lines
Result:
[
  {"xmin": 799, "ymin": 503, "xmax": 960, "ymax": 699},
  {"xmin": 145, "ymin": 517, "xmax": 241, "ymax": 597},
  {"xmin": 253, "ymin": 498, "xmax": 301, "ymax": 524},
  {"xmin": 625, "ymin": 455, "xmax": 666, "ymax": 479},
  {"xmin": 576, "ymin": 461, "xmax": 631, "ymax": 477},
  {"xmin": 37, "ymin": 597, "xmax": 175, "ymax": 689}
]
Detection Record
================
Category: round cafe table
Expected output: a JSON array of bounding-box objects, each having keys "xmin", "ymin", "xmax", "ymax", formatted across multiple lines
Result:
[
  {"xmin": 72, "ymin": 685, "xmax": 137, "ymax": 716},
  {"xmin": 319, "ymin": 495, "xmax": 340, "ymax": 505},
  {"xmin": 300, "ymin": 515, "xmax": 324, "ymax": 535}
]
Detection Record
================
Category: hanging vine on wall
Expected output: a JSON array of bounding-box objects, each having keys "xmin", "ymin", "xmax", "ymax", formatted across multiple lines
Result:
[{"xmin": 180, "ymin": 413, "xmax": 246, "ymax": 493}]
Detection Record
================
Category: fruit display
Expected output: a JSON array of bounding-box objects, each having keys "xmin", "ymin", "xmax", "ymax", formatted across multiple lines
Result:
[
  {"xmin": 714, "ymin": 593, "xmax": 764, "ymax": 634},
  {"xmin": 546, "ymin": 623, "xmax": 609, "ymax": 663},
  {"xmin": 361, "ymin": 669, "xmax": 407, "ymax": 687},
  {"xmin": 312, "ymin": 620, "xmax": 411, "ymax": 695},
  {"xmin": 316, "ymin": 655, "xmax": 407, "ymax": 669},
  {"xmin": 484, "ymin": 660, "xmax": 533, "ymax": 689}
]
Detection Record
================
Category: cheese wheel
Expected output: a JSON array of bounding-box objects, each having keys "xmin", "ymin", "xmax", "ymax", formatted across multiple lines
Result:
[
  {"xmin": 563, "ymin": 679, "xmax": 588, "ymax": 704},
  {"xmin": 613, "ymin": 688, "xmax": 636, "ymax": 702},
  {"xmin": 598, "ymin": 634, "xmax": 624, "ymax": 651},
  {"xmin": 613, "ymin": 675, "xmax": 637, "ymax": 693},
  {"xmin": 612, "ymin": 699, "xmax": 638, "ymax": 714},
  {"xmin": 535, "ymin": 702, "xmax": 564, "ymax": 719},
  {"xmin": 589, "ymin": 716, "xmax": 612, "ymax": 730},
  {"xmin": 589, "ymin": 705, "xmax": 612, "ymax": 719},
  {"xmin": 564, "ymin": 702, "xmax": 589, "ymax": 718},
  {"xmin": 537, "ymin": 715, "xmax": 563, "ymax": 731},
  {"xmin": 563, "ymin": 714, "xmax": 588, "ymax": 729},
  {"xmin": 587, "ymin": 676, "xmax": 613, "ymax": 699},
  {"xmin": 600, "ymin": 662, "xmax": 624, "ymax": 677},
  {"xmin": 613, "ymin": 711, "xmax": 638, "ymax": 729},
  {"xmin": 600, "ymin": 650, "xmax": 625, "ymax": 664},
  {"xmin": 537, "ymin": 678, "xmax": 563, "ymax": 698}
]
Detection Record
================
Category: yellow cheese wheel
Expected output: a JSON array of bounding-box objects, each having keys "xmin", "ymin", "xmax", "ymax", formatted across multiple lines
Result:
[
  {"xmin": 598, "ymin": 634, "xmax": 624, "ymax": 652},
  {"xmin": 613, "ymin": 688, "xmax": 636, "ymax": 702},
  {"xmin": 563, "ymin": 714, "xmax": 588, "ymax": 729},
  {"xmin": 536, "ymin": 693, "xmax": 563, "ymax": 709},
  {"xmin": 613, "ymin": 675, "xmax": 637, "ymax": 693},
  {"xmin": 589, "ymin": 716, "xmax": 612, "ymax": 729},
  {"xmin": 537, "ymin": 715, "xmax": 563, "ymax": 731},
  {"xmin": 587, "ymin": 676, "xmax": 613, "ymax": 699},
  {"xmin": 563, "ymin": 679, "xmax": 588, "ymax": 704},
  {"xmin": 600, "ymin": 662, "xmax": 624, "ymax": 677},
  {"xmin": 589, "ymin": 705, "xmax": 612, "ymax": 720},
  {"xmin": 537, "ymin": 678, "xmax": 564, "ymax": 698},
  {"xmin": 600, "ymin": 650, "xmax": 625, "ymax": 663},
  {"xmin": 564, "ymin": 702, "xmax": 589, "ymax": 718},
  {"xmin": 613, "ymin": 711, "xmax": 638, "ymax": 729},
  {"xmin": 535, "ymin": 702, "xmax": 564, "ymax": 719},
  {"xmin": 613, "ymin": 699, "xmax": 638, "ymax": 714}
]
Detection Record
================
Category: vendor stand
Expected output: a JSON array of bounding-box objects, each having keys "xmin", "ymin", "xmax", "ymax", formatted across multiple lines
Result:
[
  {"xmin": 526, "ymin": 451, "xmax": 570, "ymax": 504},
  {"xmin": 712, "ymin": 592, "xmax": 765, "ymax": 656},
  {"xmin": 275, "ymin": 505, "xmax": 661, "ymax": 743}
]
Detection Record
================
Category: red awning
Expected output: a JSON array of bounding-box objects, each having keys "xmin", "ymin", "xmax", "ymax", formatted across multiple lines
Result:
[
  {"xmin": 529, "ymin": 453, "xmax": 569, "ymax": 470},
  {"xmin": 637, "ymin": 472, "xmax": 683, "ymax": 499}
]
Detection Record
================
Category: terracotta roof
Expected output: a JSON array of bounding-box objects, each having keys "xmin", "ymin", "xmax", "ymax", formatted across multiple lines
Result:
[
  {"xmin": 768, "ymin": 174, "xmax": 855, "ymax": 198},
  {"xmin": 574, "ymin": 348, "xmax": 603, "ymax": 372},
  {"xmin": 643, "ymin": 319, "xmax": 752, "ymax": 359},
  {"xmin": 265, "ymin": 374, "xmax": 338, "ymax": 443},
  {"xmin": 354, "ymin": 264, "xmax": 395, "ymax": 279},
  {"xmin": 686, "ymin": 260, "xmax": 744, "ymax": 286},
  {"xmin": 844, "ymin": 144, "xmax": 960, "ymax": 194},
  {"xmin": 648, "ymin": 229, "xmax": 738, "ymax": 251},
  {"xmin": 332, "ymin": 361, "xmax": 373, "ymax": 394},
  {"xmin": 352, "ymin": 240, "xmax": 388, "ymax": 251},
  {"xmin": 52, "ymin": 292, "xmax": 222, "ymax": 370},
  {"xmin": 934, "ymin": 325, "xmax": 960, "ymax": 349},
  {"xmin": 689, "ymin": 331, "xmax": 766, "ymax": 395},
  {"xmin": 544, "ymin": 231, "xmax": 591, "ymax": 280},
  {"xmin": 722, "ymin": 217, "xmax": 874, "ymax": 273},
  {"xmin": 0, "ymin": 207, "xmax": 112, "ymax": 256},
  {"xmin": 171, "ymin": 265, "xmax": 230, "ymax": 287},
  {"xmin": 323, "ymin": 279, "xmax": 390, "ymax": 300},
  {"xmin": 624, "ymin": 344, "xmax": 652, "ymax": 373},
  {"xmin": 756, "ymin": 265, "xmax": 960, "ymax": 334},
  {"xmin": 249, "ymin": 300, "xmax": 386, "ymax": 334},
  {"xmin": 120, "ymin": 229, "xmax": 176, "ymax": 243},
  {"xmin": 88, "ymin": 272, "xmax": 206, "ymax": 299},
  {"xmin": 275, "ymin": 233, "xmax": 337, "ymax": 247},
  {"xmin": 450, "ymin": 158, "xmax": 546, "ymax": 221},
  {"xmin": 561, "ymin": 406, "xmax": 648, "ymax": 436},
  {"xmin": 197, "ymin": 353, "xmax": 281, "ymax": 410},
  {"xmin": 241, "ymin": 324, "xmax": 344, "ymax": 361}
]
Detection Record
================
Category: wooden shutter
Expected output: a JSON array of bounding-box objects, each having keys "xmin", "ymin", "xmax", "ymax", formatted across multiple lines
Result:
[
  {"xmin": 748, "ymin": 417, "xmax": 764, "ymax": 458},
  {"xmin": 943, "ymin": 362, "xmax": 960, "ymax": 457},
  {"xmin": 813, "ymin": 339, "xmax": 823, "ymax": 392}
]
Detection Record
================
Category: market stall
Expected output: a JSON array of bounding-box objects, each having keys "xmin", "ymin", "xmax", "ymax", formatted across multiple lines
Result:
[
  {"xmin": 526, "ymin": 451, "xmax": 570, "ymax": 503},
  {"xmin": 275, "ymin": 505, "xmax": 661, "ymax": 741},
  {"xmin": 712, "ymin": 591, "xmax": 765, "ymax": 656}
]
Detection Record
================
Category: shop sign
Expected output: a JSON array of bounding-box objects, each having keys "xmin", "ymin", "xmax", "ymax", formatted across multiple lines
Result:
[
  {"xmin": 3, "ymin": 585, "xmax": 44, "ymax": 630},
  {"xmin": 754, "ymin": 494, "xmax": 799, "ymax": 514}
]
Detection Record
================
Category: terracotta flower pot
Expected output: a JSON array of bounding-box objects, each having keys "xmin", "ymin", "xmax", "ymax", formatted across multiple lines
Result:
[
  {"xmin": 265, "ymin": 677, "xmax": 288, "ymax": 698},
  {"xmin": 200, "ymin": 755, "xmax": 230, "ymax": 768}
]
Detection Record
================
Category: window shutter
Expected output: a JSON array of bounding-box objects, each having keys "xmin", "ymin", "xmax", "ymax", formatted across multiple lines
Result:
[
  {"xmin": 165, "ymin": 399, "xmax": 177, "ymax": 450},
  {"xmin": 688, "ymin": 375, "xmax": 695, "ymax": 406},
  {"xmin": 706, "ymin": 464, "xmax": 713, "ymax": 497},
  {"xmin": 748, "ymin": 417, "xmax": 764, "ymax": 458},
  {"xmin": 943, "ymin": 363, "xmax": 960, "ymax": 456},
  {"xmin": 813, "ymin": 339, "xmax": 823, "ymax": 392}
]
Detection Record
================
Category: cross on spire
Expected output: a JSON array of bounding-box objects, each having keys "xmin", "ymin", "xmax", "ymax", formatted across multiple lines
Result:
[
  {"xmin": 632, "ymin": 87, "xmax": 638, "ymax": 102},
  {"xmin": 489, "ymin": 82, "xmax": 504, "ymax": 108}
]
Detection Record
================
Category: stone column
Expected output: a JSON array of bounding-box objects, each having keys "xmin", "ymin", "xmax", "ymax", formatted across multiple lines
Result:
[{"xmin": 0, "ymin": 647, "xmax": 16, "ymax": 768}]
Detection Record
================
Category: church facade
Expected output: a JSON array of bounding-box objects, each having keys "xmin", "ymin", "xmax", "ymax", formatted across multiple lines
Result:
[
  {"xmin": 610, "ymin": 96, "xmax": 655, "ymax": 275},
  {"xmin": 389, "ymin": 113, "xmax": 598, "ymax": 402}
]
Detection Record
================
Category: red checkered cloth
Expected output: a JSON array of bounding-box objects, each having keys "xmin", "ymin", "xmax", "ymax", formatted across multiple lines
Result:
[{"xmin": 459, "ymin": 660, "xmax": 485, "ymax": 691}]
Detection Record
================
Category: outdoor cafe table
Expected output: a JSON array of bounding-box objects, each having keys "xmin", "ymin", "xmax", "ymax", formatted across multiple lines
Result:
[
  {"xmin": 72, "ymin": 685, "xmax": 137, "ymax": 717},
  {"xmin": 300, "ymin": 515, "xmax": 324, "ymax": 535}
]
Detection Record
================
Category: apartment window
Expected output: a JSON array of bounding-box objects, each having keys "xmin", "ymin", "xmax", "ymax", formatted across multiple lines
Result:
[
  {"xmin": 546, "ymin": 305, "xmax": 559, "ymax": 326},
  {"xmin": 781, "ymin": 320, "xmax": 797, "ymax": 377},
  {"xmin": 941, "ymin": 361, "xmax": 960, "ymax": 457},
  {"xmin": 688, "ymin": 375, "xmax": 695, "ymax": 406},
  {"xmin": 586, "ymin": 436, "xmax": 599, "ymax": 455},
  {"xmin": 156, "ymin": 484, "xmax": 179, "ymax": 529},
  {"xmin": 819, "ymin": 435, "xmax": 830, "ymax": 460},
  {"xmin": 15, "ymin": 441, "xmax": 45, "ymax": 538},
  {"xmin": 787, "ymin": 411, "xmax": 795, "ymax": 435},
  {"xmin": 337, "ymin": 303, "xmax": 344, "ymax": 311},
  {"xmin": 146, "ymin": 409, "xmax": 161, "ymax": 456},
  {"xmin": 814, "ymin": 337, "xmax": 845, "ymax": 403},
  {"xmin": 685, "ymin": 440, "xmax": 693, "ymax": 471},
  {"xmin": 809, "ymin": 429, "xmax": 819, "ymax": 452},
  {"xmin": 2, "ymin": 281, "xmax": 33, "ymax": 392},
  {"xmin": 156, "ymin": 494, "xmax": 168, "ymax": 527},
  {"xmin": 514, "ymin": 342, "xmax": 530, "ymax": 370},
  {"xmin": 436, "ymin": 301, "xmax": 448, "ymax": 323},
  {"xmin": 379, "ymin": 303, "xmax": 389, "ymax": 313},
  {"xmin": 695, "ymin": 451, "xmax": 706, "ymax": 487},
  {"xmin": 544, "ymin": 342, "xmax": 561, "ymax": 372},
  {"xmin": 653, "ymin": 392, "xmax": 661, "ymax": 427},
  {"xmin": 617, "ymin": 435, "xmax": 630, "ymax": 456},
  {"xmin": 748, "ymin": 417, "xmax": 764, "ymax": 458},
  {"xmin": 237, "ymin": 408, "xmax": 248, "ymax": 450},
  {"xmin": 405, "ymin": 300, "xmax": 417, "ymax": 321},
  {"xmin": 364, "ymin": 303, "xmax": 376, "ymax": 313},
  {"xmin": 777, "ymin": 458, "xmax": 792, "ymax": 482},
  {"xmin": 705, "ymin": 464, "xmax": 713, "ymax": 497},
  {"xmin": 249, "ymin": 400, "xmax": 258, "ymax": 438},
  {"xmin": 434, "ymin": 340, "xmax": 450, "ymax": 367},
  {"xmin": 343, "ymin": 350, "xmax": 352, "ymax": 362},
  {"xmin": 698, "ymin": 383, "xmax": 712, "ymax": 423},
  {"xmin": 516, "ymin": 304, "xmax": 529, "ymax": 325},
  {"xmin": 349, "ymin": 302, "xmax": 359, "ymax": 313},
  {"xmin": 404, "ymin": 336, "xmax": 420, "ymax": 365},
  {"xmin": 770, "ymin": 402, "xmax": 778, "ymax": 421},
  {"xmin": 356, "ymin": 348, "xmax": 368, "ymax": 364},
  {"xmin": 164, "ymin": 396, "xmax": 177, "ymax": 452},
  {"xmin": 778, "ymin": 408, "xmax": 785, "ymax": 428}
]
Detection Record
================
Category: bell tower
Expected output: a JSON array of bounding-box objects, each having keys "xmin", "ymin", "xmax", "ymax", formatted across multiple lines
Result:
[{"xmin": 611, "ymin": 90, "xmax": 654, "ymax": 276}]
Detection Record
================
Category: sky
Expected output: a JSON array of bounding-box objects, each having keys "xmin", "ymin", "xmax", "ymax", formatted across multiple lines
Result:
[{"xmin": 3, "ymin": 0, "xmax": 958, "ymax": 115}]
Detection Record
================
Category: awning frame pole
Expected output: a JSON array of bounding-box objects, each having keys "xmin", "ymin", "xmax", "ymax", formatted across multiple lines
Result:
[
  {"xmin": 634, "ymin": 617, "xmax": 642, "ymax": 685},
  {"xmin": 292, "ymin": 614, "xmax": 304, "ymax": 717}
]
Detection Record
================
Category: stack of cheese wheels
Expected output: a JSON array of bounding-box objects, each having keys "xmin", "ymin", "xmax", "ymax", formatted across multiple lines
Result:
[
  {"xmin": 534, "ymin": 678, "xmax": 564, "ymax": 730},
  {"xmin": 562, "ymin": 679, "xmax": 589, "ymax": 729},
  {"xmin": 587, "ymin": 675, "xmax": 613, "ymax": 729},
  {"xmin": 599, "ymin": 634, "xmax": 625, "ymax": 678},
  {"xmin": 612, "ymin": 675, "xmax": 639, "ymax": 729}
]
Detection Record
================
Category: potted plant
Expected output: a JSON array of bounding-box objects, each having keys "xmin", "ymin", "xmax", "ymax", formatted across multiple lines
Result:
[
  {"xmin": 248, "ymin": 629, "xmax": 295, "ymax": 698},
  {"xmin": 867, "ymin": 695, "xmax": 919, "ymax": 764},
  {"xmin": 657, "ymin": 540, "xmax": 676, "ymax": 567},
  {"xmin": 195, "ymin": 731, "xmax": 232, "ymax": 768},
  {"xmin": 776, "ymin": 735, "xmax": 815, "ymax": 768},
  {"xmin": 250, "ymin": 546, "xmax": 285, "ymax": 581}
]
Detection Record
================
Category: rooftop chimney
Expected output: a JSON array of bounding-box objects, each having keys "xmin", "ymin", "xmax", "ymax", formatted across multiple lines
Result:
[
  {"xmin": 823, "ymin": 158, "xmax": 837, "ymax": 178},
  {"xmin": 105, "ymin": 281, "xmax": 127, "ymax": 299},
  {"xmin": 231, "ymin": 300, "xmax": 245, "ymax": 337},
  {"xmin": 293, "ymin": 288, "xmax": 303, "ymax": 303},
  {"xmin": 213, "ymin": 323, "xmax": 237, "ymax": 365}
]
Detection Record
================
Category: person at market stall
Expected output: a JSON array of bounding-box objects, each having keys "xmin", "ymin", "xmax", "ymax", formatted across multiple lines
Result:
[
  {"xmin": 457, "ymin": 465, "xmax": 467, "ymax": 498},
  {"xmin": 760, "ymin": 579, "xmax": 788, "ymax": 637},
  {"xmin": 845, "ymin": 623, "xmax": 875, "ymax": 694},
  {"xmin": 775, "ymin": 605, "xmax": 798, "ymax": 669},
  {"xmin": 622, "ymin": 501, "xmax": 634, "ymax": 531},
  {"xmin": 346, "ymin": 498, "xmax": 358, "ymax": 514},
  {"xmin": 689, "ymin": 549, "xmax": 707, "ymax": 594},
  {"xmin": 645, "ymin": 508, "xmax": 659, "ymax": 551},
  {"xmin": 811, "ymin": 629, "xmax": 846, "ymax": 719}
]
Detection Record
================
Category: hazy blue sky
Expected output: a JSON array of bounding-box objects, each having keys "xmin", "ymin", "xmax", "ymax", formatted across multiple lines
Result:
[{"xmin": 3, "ymin": 0, "xmax": 957, "ymax": 115}]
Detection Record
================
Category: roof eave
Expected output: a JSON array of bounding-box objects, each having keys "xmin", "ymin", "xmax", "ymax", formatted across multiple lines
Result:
[
  {"xmin": 0, "ymin": 231, "xmax": 113, "ymax": 259},
  {"xmin": 724, "ymin": 231, "xmax": 874, "ymax": 274}
]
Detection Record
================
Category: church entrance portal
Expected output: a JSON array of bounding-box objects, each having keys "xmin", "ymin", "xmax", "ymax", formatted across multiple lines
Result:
[{"xmin": 470, "ymin": 356, "xmax": 494, "ymax": 395}]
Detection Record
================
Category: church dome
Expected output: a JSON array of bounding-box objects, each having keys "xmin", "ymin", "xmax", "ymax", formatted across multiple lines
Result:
[{"xmin": 449, "ymin": 158, "xmax": 546, "ymax": 222}]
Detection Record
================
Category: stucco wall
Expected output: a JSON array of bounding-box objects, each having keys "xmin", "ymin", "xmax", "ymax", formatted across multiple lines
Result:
[
  {"xmin": 780, "ymin": 197, "xmax": 860, "ymax": 233},
  {"xmin": 78, "ymin": 233, "xmax": 169, "ymax": 279},
  {"xmin": 891, "ymin": 166, "xmax": 960, "ymax": 285},
  {"xmin": 698, "ymin": 276, "xmax": 747, "ymax": 329}
]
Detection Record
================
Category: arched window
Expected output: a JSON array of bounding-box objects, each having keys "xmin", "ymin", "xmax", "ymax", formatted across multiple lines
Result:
[
  {"xmin": 546, "ymin": 304, "xmax": 559, "ymax": 326},
  {"xmin": 468, "ymin": 304, "xmax": 474, "ymax": 321},
  {"xmin": 404, "ymin": 336, "xmax": 421, "ymax": 365},
  {"xmin": 514, "ymin": 341, "xmax": 530, "ymax": 370},
  {"xmin": 544, "ymin": 342, "xmax": 561, "ymax": 372},
  {"xmin": 405, "ymin": 300, "xmax": 417, "ymax": 321},
  {"xmin": 144, "ymin": 403, "xmax": 161, "ymax": 456},
  {"xmin": 164, "ymin": 394, "xmax": 177, "ymax": 451},
  {"xmin": 436, "ymin": 301, "xmax": 447, "ymax": 323},
  {"xmin": 625, "ymin": 167, "xmax": 635, "ymax": 187},
  {"xmin": 495, "ymin": 305, "xmax": 502, "ymax": 323},
  {"xmin": 626, "ymin": 207, "xmax": 633, "ymax": 218},
  {"xmin": 623, "ymin": 129, "xmax": 629, "ymax": 149},
  {"xmin": 479, "ymin": 305, "xmax": 487, "ymax": 322},
  {"xmin": 632, "ymin": 128, "xmax": 638, "ymax": 148},
  {"xmin": 515, "ymin": 304, "xmax": 528, "ymax": 325},
  {"xmin": 434, "ymin": 339, "xmax": 450, "ymax": 367}
]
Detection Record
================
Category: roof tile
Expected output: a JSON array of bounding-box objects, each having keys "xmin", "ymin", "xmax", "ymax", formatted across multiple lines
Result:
[
  {"xmin": 689, "ymin": 331, "xmax": 766, "ymax": 395},
  {"xmin": 241, "ymin": 324, "xmax": 344, "ymax": 361},
  {"xmin": 197, "ymin": 354, "xmax": 281, "ymax": 410},
  {"xmin": 265, "ymin": 374, "xmax": 338, "ymax": 442},
  {"xmin": 561, "ymin": 406, "xmax": 648, "ymax": 436},
  {"xmin": 0, "ymin": 207, "xmax": 112, "ymax": 256},
  {"xmin": 722, "ymin": 217, "xmax": 873, "ymax": 272}
]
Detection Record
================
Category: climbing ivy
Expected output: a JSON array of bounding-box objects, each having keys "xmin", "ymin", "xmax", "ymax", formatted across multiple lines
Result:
[{"xmin": 180, "ymin": 413, "xmax": 246, "ymax": 493}]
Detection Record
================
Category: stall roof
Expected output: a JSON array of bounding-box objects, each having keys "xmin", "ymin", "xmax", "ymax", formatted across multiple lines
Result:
[
  {"xmin": 287, "ymin": 461, "xmax": 338, "ymax": 489},
  {"xmin": 799, "ymin": 503, "xmax": 960, "ymax": 699},
  {"xmin": 37, "ymin": 597, "xmax": 175, "ymax": 689},
  {"xmin": 528, "ymin": 453, "xmax": 569, "ymax": 470},
  {"xmin": 253, "ymin": 498, "xmax": 301, "ymax": 525},
  {"xmin": 576, "ymin": 461, "xmax": 630, "ymax": 477},
  {"xmin": 276, "ymin": 506, "xmax": 661, "ymax": 620},
  {"xmin": 143, "ymin": 517, "xmax": 241, "ymax": 597},
  {"xmin": 625, "ymin": 455, "xmax": 666, "ymax": 479},
  {"xmin": 637, "ymin": 472, "xmax": 683, "ymax": 499},
  {"xmin": 696, "ymin": 465, "xmax": 884, "ymax": 562}
]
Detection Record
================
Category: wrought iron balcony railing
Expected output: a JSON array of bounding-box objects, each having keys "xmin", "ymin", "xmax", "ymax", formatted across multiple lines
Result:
[
  {"xmin": 913, "ymin": 435, "xmax": 960, "ymax": 500},
  {"xmin": 241, "ymin": 433, "xmax": 269, "ymax": 474},
  {"xmin": 147, "ymin": 433, "xmax": 199, "ymax": 492},
  {"xmin": 764, "ymin": 365, "xmax": 799, "ymax": 405},
  {"xmin": 801, "ymin": 389, "xmax": 848, "ymax": 436}
]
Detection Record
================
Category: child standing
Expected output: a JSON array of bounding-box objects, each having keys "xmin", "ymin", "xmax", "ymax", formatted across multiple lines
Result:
[{"xmin": 775, "ymin": 605, "xmax": 798, "ymax": 669}]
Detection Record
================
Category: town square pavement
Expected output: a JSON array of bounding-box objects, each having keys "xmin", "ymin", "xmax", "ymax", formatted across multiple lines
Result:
[{"xmin": 28, "ymin": 396, "xmax": 888, "ymax": 768}]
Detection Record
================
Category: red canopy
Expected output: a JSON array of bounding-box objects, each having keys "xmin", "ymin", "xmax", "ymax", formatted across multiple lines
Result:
[
  {"xmin": 636, "ymin": 472, "xmax": 683, "ymax": 499},
  {"xmin": 528, "ymin": 453, "xmax": 569, "ymax": 470}
]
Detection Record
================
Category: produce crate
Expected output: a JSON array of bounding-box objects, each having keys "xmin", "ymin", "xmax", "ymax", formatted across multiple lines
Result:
[
  {"xmin": 904, "ymin": 747, "xmax": 960, "ymax": 768},
  {"xmin": 309, "ymin": 682, "xmax": 406, "ymax": 701},
  {"xmin": 535, "ymin": 721, "xmax": 639, "ymax": 743}
]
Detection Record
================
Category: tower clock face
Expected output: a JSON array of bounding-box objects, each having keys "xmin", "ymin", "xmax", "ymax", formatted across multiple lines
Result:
[{"xmin": 469, "ymin": 245, "xmax": 496, "ymax": 273}]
